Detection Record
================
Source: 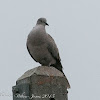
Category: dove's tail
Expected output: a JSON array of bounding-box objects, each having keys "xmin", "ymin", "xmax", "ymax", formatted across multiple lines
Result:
[
  {"xmin": 51, "ymin": 60, "xmax": 71, "ymax": 89},
  {"xmin": 51, "ymin": 59, "xmax": 63, "ymax": 73}
]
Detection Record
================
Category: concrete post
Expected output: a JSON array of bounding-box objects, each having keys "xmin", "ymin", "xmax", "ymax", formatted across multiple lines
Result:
[{"xmin": 12, "ymin": 66, "xmax": 70, "ymax": 100}]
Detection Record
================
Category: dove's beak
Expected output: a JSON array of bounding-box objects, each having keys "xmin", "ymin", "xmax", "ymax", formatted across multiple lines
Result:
[{"xmin": 45, "ymin": 22, "xmax": 49, "ymax": 26}]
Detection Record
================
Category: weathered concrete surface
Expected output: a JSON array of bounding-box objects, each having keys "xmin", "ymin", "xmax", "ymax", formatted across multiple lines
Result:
[
  {"xmin": 17, "ymin": 66, "xmax": 64, "ymax": 81},
  {"xmin": 13, "ymin": 66, "xmax": 70, "ymax": 100}
]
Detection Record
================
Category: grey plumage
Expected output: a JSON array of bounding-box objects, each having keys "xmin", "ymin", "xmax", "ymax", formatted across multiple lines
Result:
[{"xmin": 26, "ymin": 18, "xmax": 63, "ymax": 72}]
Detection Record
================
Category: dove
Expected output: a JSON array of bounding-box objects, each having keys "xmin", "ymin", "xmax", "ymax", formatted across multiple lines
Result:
[{"xmin": 27, "ymin": 18, "xmax": 63, "ymax": 73}]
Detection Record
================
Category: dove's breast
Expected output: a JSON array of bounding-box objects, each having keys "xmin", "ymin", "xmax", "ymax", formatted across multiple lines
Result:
[{"xmin": 28, "ymin": 27, "xmax": 48, "ymax": 46}]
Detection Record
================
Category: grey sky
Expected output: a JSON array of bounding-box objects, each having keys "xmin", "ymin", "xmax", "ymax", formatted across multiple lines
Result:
[{"xmin": 0, "ymin": 0, "xmax": 100, "ymax": 100}]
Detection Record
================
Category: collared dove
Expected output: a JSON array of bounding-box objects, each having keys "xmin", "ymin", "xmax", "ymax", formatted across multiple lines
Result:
[{"xmin": 26, "ymin": 18, "xmax": 63, "ymax": 73}]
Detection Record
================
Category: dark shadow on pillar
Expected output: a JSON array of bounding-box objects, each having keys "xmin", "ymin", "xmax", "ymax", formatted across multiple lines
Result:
[{"xmin": 50, "ymin": 98, "xmax": 55, "ymax": 100}]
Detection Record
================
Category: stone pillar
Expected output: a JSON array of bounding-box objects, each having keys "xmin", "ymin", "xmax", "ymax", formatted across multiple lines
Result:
[{"xmin": 12, "ymin": 66, "xmax": 70, "ymax": 100}]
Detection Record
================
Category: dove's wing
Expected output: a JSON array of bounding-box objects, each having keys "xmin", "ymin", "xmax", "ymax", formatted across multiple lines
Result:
[{"xmin": 47, "ymin": 34, "xmax": 61, "ymax": 61}]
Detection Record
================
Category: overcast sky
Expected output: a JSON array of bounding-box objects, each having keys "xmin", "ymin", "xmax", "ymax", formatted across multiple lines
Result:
[{"xmin": 0, "ymin": 0, "xmax": 100, "ymax": 100}]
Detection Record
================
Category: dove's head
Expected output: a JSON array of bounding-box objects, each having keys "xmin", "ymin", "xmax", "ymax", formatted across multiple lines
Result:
[{"xmin": 36, "ymin": 18, "xmax": 49, "ymax": 26}]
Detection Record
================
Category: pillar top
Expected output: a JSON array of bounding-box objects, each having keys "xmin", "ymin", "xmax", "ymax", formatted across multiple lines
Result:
[{"xmin": 17, "ymin": 66, "xmax": 64, "ymax": 81}]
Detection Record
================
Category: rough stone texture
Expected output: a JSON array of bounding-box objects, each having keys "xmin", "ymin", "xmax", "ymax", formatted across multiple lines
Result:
[
  {"xmin": 13, "ymin": 66, "xmax": 69, "ymax": 100},
  {"xmin": 17, "ymin": 66, "xmax": 64, "ymax": 81}
]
